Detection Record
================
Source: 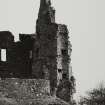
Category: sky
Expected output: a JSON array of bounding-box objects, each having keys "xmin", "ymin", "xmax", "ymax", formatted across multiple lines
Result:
[{"xmin": 0, "ymin": 0, "xmax": 105, "ymax": 101}]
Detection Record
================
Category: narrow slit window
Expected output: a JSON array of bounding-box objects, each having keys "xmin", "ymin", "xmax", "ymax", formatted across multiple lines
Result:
[
  {"xmin": 1, "ymin": 49, "xmax": 6, "ymax": 61},
  {"xmin": 29, "ymin": 50, "xmax": 32, "ymax": 59},
  {"xmin": 58, "ymin": 69, "xmax": 62, "ymax": 80}
]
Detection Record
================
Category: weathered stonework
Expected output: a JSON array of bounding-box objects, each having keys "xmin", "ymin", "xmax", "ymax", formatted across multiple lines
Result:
[
  {"xmin": 0, "ymin": 32, "xmax": 35, "ymax": 78},
  {"xmin": 0, "ymin": 0, "xmax": 75, "ymax": 104},
  {"xmin": 57, "ymin": 24, "xmax": 70, "ymax": 83},
  {"xmin": 0, "ymin": 78, "xmax": 50, "ymax": 99},
  {"xmin": 0, "ymin": 78, "xmax": 69, "ymax": 105}
]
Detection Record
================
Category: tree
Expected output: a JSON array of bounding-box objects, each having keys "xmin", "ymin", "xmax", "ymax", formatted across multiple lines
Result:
[{"xmin": 79, "ymin": 83, "xmax": 105, "ymax": 105}]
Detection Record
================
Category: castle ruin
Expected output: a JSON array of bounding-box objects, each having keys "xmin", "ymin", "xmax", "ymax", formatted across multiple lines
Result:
[{"xmin": 0, "ymin": 0, "xmax": 75, "ymax": 104}]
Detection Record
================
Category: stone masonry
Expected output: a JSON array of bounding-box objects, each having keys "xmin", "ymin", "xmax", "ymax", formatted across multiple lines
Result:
[{"xmin": 0, "ymin": 0, "xmax": 74, "ymax": 103}]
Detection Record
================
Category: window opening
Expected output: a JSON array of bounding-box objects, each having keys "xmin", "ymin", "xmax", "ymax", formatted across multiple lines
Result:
[
  {"xmin": 1, "ymin": 49, "xmax": 6, "ymax": 61},
  {"xmin": 61, "ymin": 49, "xmax": 67, "ymax": 55},
  {"xmin": 29, "ymin": 50, "xmax": 32, "ymax": 59}
]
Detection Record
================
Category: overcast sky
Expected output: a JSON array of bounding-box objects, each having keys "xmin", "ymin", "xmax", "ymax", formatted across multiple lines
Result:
[{"xmin": 0, "ymin": 0, "xmax": 105, "ymax": 101}]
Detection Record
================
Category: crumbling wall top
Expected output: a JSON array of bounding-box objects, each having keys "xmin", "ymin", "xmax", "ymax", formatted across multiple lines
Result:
[{"xmin": 0, "ymin": 31, "xmax": 14, "ymax": 48}]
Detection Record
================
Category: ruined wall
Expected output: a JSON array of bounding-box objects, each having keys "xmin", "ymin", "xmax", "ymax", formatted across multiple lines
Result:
[
  {"xmin": 0, "ymin": 78, "xmax": 50, "ymax": 99},
  {"xmin": 0, "ymin": 32, "xmax": 35, "ymax": 78},
  {"xmin": 57, "ymin": 24, "xmax": 70, "ymax": 84},
  {"xmin": 0, "ymin": 0, "xmax": 74, "ymax": 103},
  {"xmin": 56, "ymin": 24, "xmax": 72, "ymax": 102},
  {"xmin": 0, "ymin": 31, "xmax": 14, "ymax": 77}
]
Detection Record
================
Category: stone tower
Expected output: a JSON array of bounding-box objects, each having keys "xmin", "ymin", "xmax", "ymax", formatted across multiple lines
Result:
[
  {"xmin": 32, "ymin": 0, "xmax": 73, "ymax": 101},
  {"xmin": 32, "ymin": 0, "xmax": 58, "ymax": 94}
]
